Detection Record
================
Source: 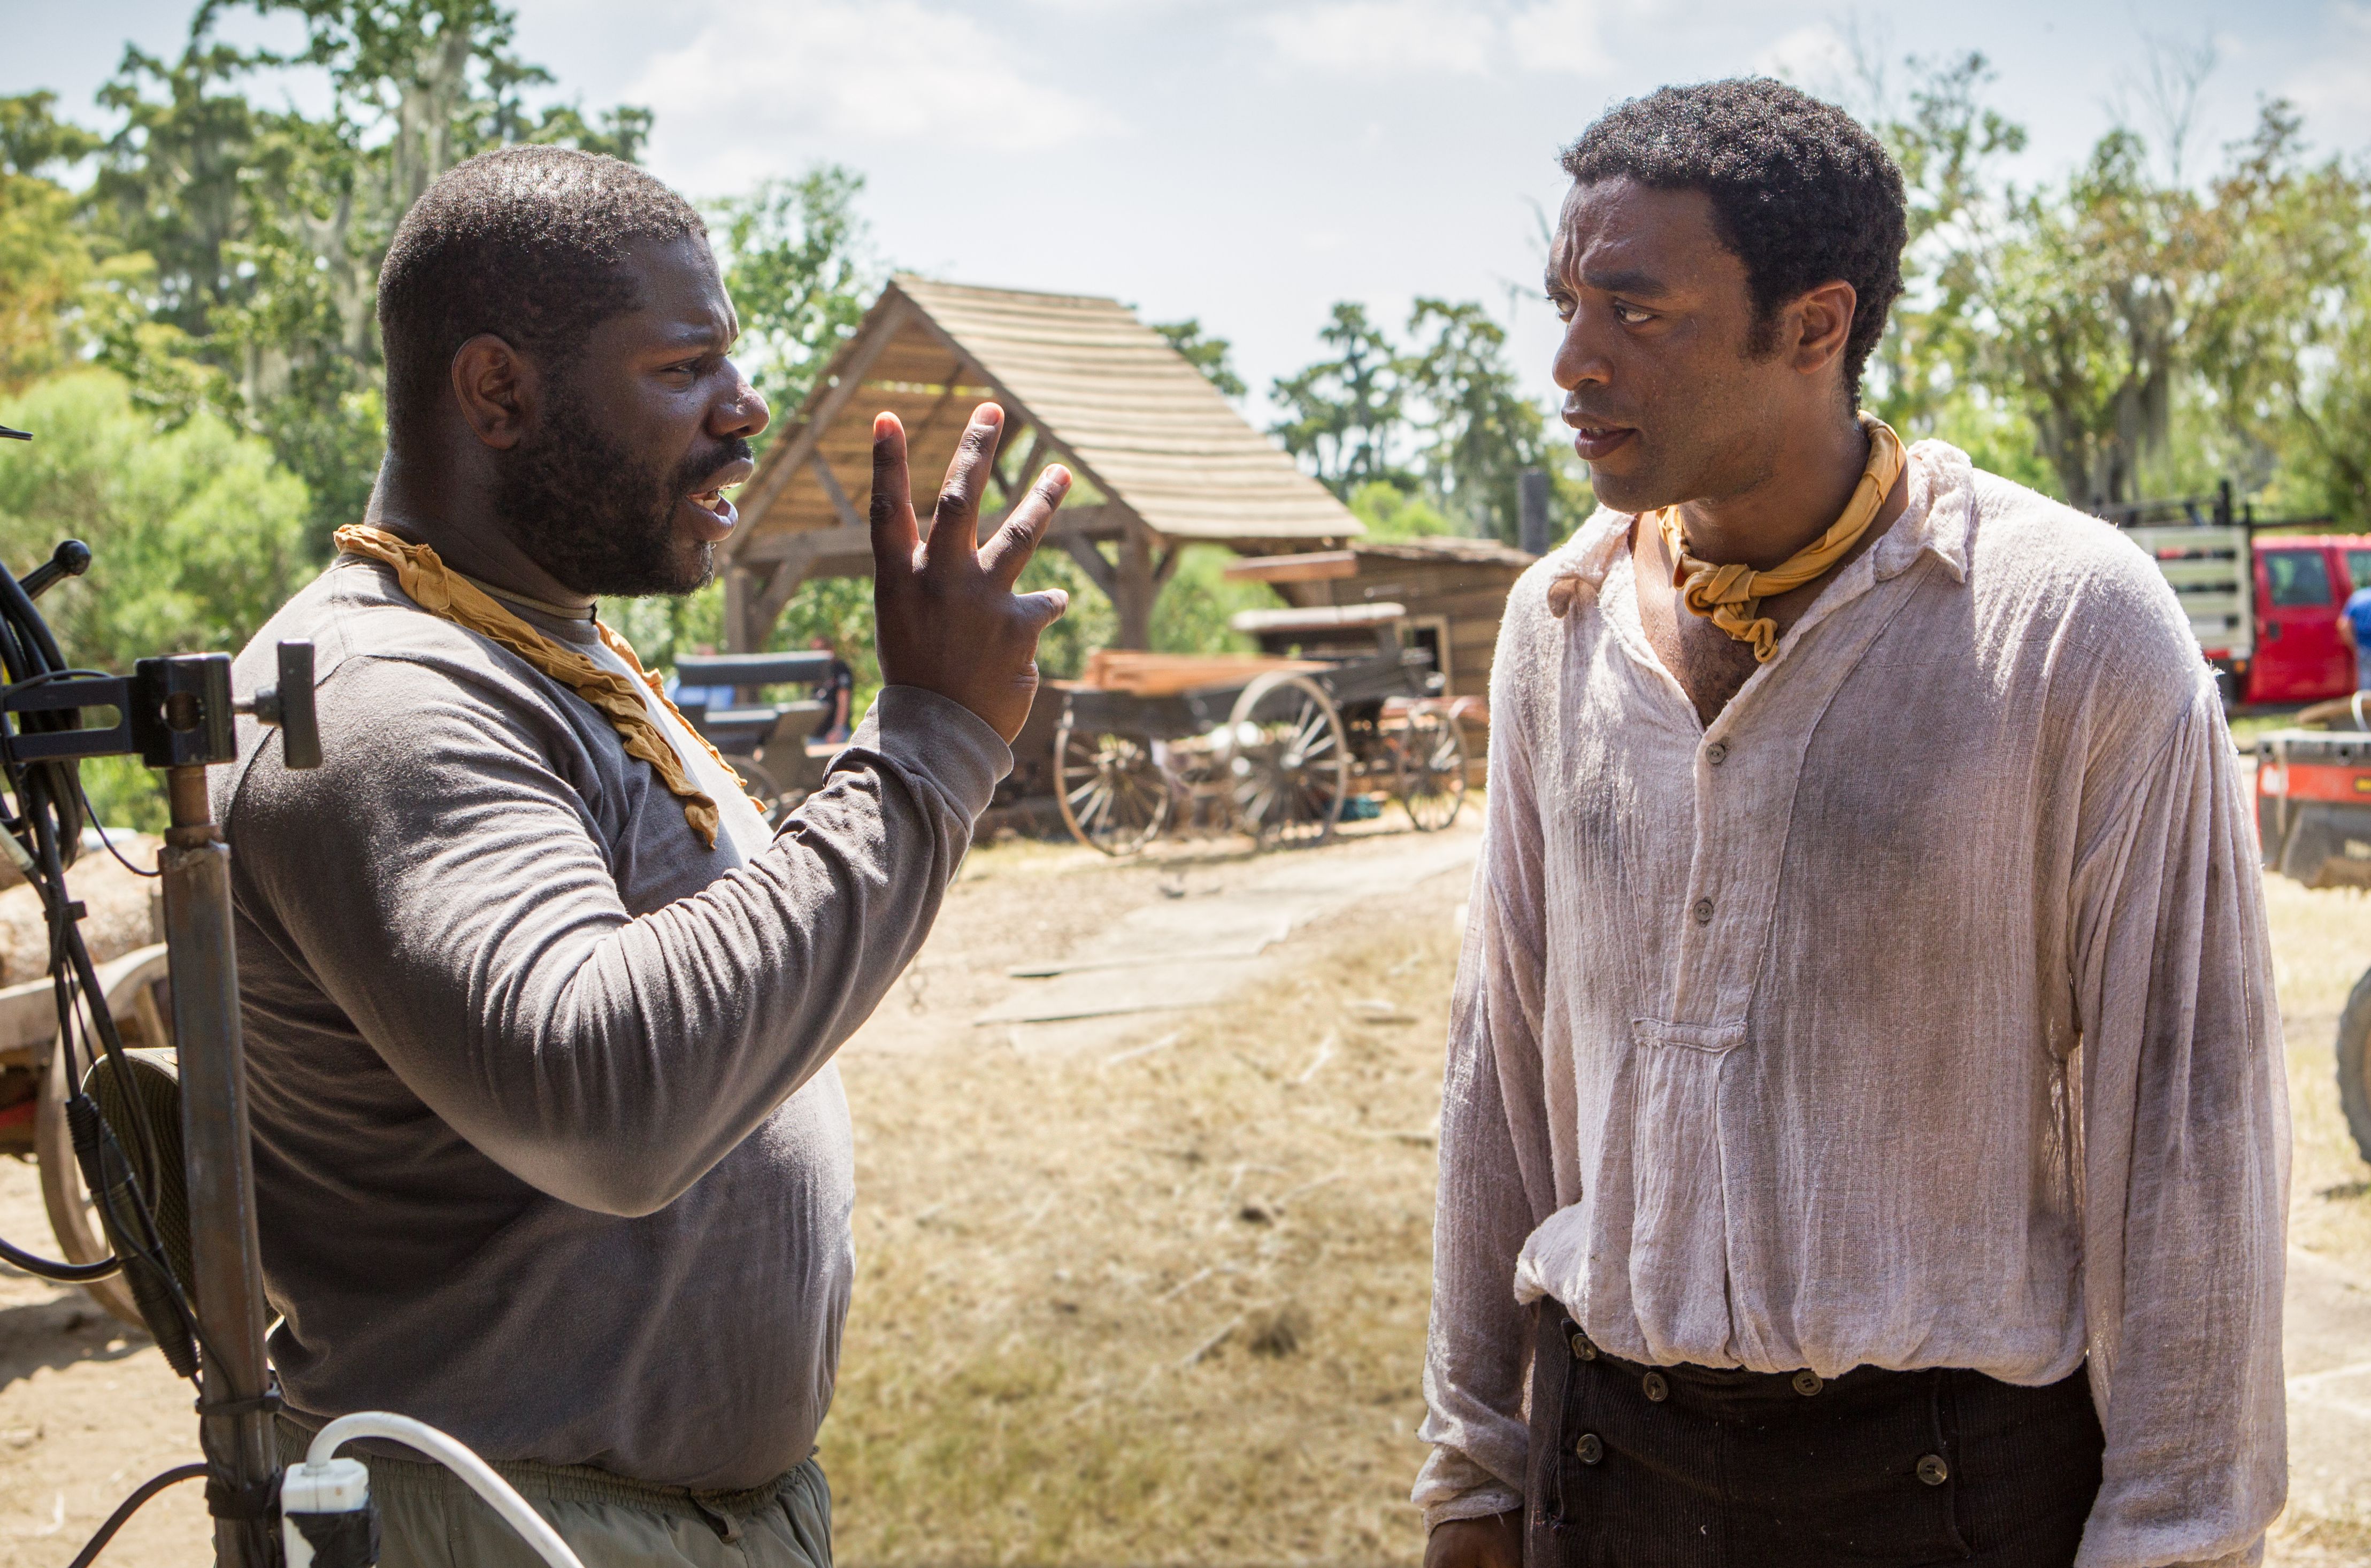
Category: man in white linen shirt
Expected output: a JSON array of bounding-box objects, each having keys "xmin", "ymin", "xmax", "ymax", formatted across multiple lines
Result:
[{"xmin": 1417, "ymin": 80, "xmax": 2286, "ymax": 1568}]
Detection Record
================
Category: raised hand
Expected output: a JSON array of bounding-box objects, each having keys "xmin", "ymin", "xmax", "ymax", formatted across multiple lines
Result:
[{"xmin": 869, "ymin": 403, "xmax": 1070, "ymax": 743}]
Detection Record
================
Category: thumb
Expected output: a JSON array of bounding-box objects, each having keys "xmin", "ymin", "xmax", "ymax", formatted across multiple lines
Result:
[{"xmin": 1017, "ymin": 588, "xmax": 1069, "ymax": 634}]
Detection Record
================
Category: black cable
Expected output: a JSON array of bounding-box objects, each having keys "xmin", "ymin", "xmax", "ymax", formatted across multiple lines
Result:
[
  {"xmin": 76, "ymin": 783, "xmax": 159, "ymax": 879},
  {"xmin": 63, "ymin": 1464, "xmax": 208, "ymax": 1568},
  {"xmin": 0, "ymin": 549, "xmax": 213, "ymax": 1371},
  {"xmin": 0, "ymin": 1233, "xmax": 119, "ymax": 1282}
]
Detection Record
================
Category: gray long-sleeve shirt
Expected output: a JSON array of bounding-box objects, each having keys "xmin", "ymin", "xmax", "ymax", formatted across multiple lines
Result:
[{"xmin": 212, "ymin": 556, "xmax": 1008, "ymax": 1489}]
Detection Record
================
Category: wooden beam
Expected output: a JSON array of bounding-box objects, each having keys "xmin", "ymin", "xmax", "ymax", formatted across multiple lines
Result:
[
  {"xmin": 1154, "ymin": 544, "xmax": 1184, "ymax": 590},
  {"xmin": 1222, "ymin": 549, "xmax": 1359, "ymax": 585},
  {"xmin": 725, "ymin": 291, "xmax": 913, "ymax": 560},
  {"xmin": 1060, "ymin": 537, "xmax": 1120, "ymax": 598},
  {"xmin": 724, "ymin": 565, "xmax": 758, "ymax": 652},
  {"xmin": 810, "ymin": 453, "xmax": 865, "ymax": 533},
  {"xmin": 1114, "ymin": 521, "xmax": 1156, "ymax": 651},
  {"xmin": 755, "ymin": 537, "xmax": 823, "ymax": 634}
]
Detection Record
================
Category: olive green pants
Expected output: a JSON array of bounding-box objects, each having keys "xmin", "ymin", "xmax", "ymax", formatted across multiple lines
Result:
[{"xmin": 277, "ymin": 1420, "xmax": 832, "ymax": 1568}]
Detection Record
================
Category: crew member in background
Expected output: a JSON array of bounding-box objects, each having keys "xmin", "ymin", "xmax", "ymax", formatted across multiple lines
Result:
[
  {"xmin": 2338, "ymin": 573, "xmax": 2371, "ymax": 692},
  {"xmin": 811, "ymin": 634, "xmax": 855, "ymax": 744},
  {"xmin": 1418, "ymin": 80, "xmax": 2286, "ymax": 1568},
  {"xmin": 217, "ymin": 145, "xmax": 1071, "ymax": 1567}
]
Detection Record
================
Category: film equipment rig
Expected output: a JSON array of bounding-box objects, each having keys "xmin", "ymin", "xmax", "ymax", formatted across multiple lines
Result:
[{"xmin": 0, "ymin": 424, "xmax": 585, "ymax": 1568}]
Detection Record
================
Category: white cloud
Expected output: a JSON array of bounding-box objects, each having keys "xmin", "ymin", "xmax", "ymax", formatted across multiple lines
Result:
[
  {"xmin": 1504, "ymin": 0, "xmax": 1611, "ymax": 76},
  {"xmin": 1251, "ymin": 0, "xmax": 1620, "ymax": 81},
  {"xmin": 1754, "ymin": 21, "xmax": 1852, "ymax": 91},
  {"xmin": 1254, "ymin": 0, "xmax": 1500, "ymax": 76},
  {"xmin": 2281, "ymin": 2, "xmax": 2371, "ymax": 154},
  {"xmin": 631, "ymin": 1, "xmax": 1112, "ymax": 184}
]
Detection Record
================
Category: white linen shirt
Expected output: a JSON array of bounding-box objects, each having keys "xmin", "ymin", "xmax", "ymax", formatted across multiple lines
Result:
[{"xmin": 1414, "ymin": 442, "xmax": 2288, "ymax": 1568}]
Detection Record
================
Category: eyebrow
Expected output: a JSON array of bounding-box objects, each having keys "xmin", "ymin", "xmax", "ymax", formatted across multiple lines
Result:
[{"xmin": 1578, "ymin": 267, "xmax": 1671, "ymax": 299}]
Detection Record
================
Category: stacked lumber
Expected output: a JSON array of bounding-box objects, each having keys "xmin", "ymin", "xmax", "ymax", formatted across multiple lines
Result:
[{"xmin": 1078, "ymin": 649, "xmax": 1327, "ymax": 696}]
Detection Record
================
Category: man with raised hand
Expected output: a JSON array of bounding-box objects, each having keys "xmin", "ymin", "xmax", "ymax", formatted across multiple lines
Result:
[
  {"xmin": 216, "ymin": 145, "xmax": 1067, "ymax": 1567},
  {"xmin": 1418, "ymin": 80, "xmax": 2285, "ymax": 1568}
]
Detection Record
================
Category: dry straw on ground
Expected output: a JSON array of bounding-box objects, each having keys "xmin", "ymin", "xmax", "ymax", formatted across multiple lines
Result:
[{"xmin": 824, "ymin": 875, "xmax": 1465, "ymax": 1568}]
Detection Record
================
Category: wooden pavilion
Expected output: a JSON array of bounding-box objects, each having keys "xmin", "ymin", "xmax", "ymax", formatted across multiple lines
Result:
[{"xmin": 720, "ymin": 275, "xmax": 1363, "ymax": 652}]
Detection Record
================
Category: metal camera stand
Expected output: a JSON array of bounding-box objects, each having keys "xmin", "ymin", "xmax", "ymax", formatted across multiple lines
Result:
[{"xmin": 0, "ymin": 520, "xmax": 318, "ymax": 1564}]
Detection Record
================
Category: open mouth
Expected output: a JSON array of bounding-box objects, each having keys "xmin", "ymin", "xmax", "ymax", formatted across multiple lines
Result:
[
  {"xmin": 1569, "ymin": 422, "xmax": 1637, "ymax": 462},
  {"xmin": 681, "ymin": 456, "xmax": 756, "ymax": 537}
]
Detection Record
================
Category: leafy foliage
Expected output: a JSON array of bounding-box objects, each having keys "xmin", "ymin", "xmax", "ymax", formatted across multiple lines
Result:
[
  {"xmin": 1152, "ymin": 319, "xmax": 1246, "ymax": 399},
  {"xmin": 713, "ymin": 167, "xmax": 877, "ymax": 427},
  {"xmin": 0, "ymin": 369, "xmax": 313, "ymax": 672},
  {"xmin": 25, "ymin": 0, "xmax": 658, "ymax": 544},
  {"xmin": 1863, "ymin": 51, "xmax": 2371, "ymax": 519},
  {"xmin": 1270, "ymin": 299, "xmax": 1587, "ymax": 545}
]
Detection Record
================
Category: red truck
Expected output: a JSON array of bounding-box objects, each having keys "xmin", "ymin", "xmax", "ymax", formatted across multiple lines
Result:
[
  {"xmin": 2249, "ymin": 535, "xmax": 2371, "ymax": 704},
  {"xmin": 2116, "ymin": 492, "xmax": 2370, "ymax": 708}
]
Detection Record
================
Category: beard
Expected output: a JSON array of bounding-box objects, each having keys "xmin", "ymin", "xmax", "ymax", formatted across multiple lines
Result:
[{"xmin": 492, "ymin": 378, "xmax": 749, "ymax": 598}]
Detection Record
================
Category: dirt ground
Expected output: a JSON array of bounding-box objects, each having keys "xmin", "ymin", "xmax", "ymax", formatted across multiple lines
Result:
[{"xmin": 3, "ymin": 812, "xmax": 2371, "ymax": 1565}]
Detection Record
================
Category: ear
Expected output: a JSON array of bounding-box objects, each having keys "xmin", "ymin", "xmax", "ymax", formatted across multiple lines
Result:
[
  {"xmin": 1787, "ymin": 280, "xmax": 1859, "ymax": 382},
  {"xmin": 450, "ymin": 333, "xmax": 540, "ymax": 451}
]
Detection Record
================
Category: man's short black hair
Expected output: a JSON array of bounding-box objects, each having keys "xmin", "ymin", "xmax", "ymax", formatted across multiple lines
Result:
[
  {"xmin": 1562, "ymin": 79, "xmax": 1906, "ymax": 403},
  {"xmin": 378, "ymin": 145, "xmax": 708, "ymax": 441}
]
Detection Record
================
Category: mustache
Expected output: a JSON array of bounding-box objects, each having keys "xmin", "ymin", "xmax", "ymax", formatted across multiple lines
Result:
[{"xmin": 673, "ymin": 437, "xmax": 754, "ymax": 495}]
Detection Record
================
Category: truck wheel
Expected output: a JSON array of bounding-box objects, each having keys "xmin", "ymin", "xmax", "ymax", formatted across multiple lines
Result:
[{"xmin": 2338, "ymin": 965, "xmax": 2371, "ymax": 1167}]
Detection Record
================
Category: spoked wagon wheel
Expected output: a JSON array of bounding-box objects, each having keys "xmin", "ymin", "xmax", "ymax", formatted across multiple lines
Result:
[
  {"xmin": 36, "ymin": 946, "xmax": 174, "ymax": 1328},
  {"xmin": 1395, "ymin": 711, "xmax": 1469, "ymax": 832},
  {"xmin": 1054, "ymin": 715, "xmax": 1172, "ymax": 856},
  {"xmin": 1225, "ymin": 672, "xmax": 1349, "ymax": 848}
]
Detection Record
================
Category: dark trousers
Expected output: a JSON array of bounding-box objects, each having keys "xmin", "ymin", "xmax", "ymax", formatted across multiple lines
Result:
[{"xmin": 1525, "ymin": 1305, "xmax": 2104, "ymax": 1567}]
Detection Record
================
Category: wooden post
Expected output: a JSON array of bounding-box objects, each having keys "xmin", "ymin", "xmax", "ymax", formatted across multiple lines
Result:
[
  {"xmin": 724, "ymin": 565, "xmax": 756, "ymax": 652},
  {"xmin": 1114, "ymin": 522, "xmax": 1156, "ymax": 650}
]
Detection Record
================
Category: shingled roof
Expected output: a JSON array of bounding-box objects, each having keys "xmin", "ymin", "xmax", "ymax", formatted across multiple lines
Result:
[{"xmin": 727, "ymin": 275, "xmax": 1362, "ymax": 558}]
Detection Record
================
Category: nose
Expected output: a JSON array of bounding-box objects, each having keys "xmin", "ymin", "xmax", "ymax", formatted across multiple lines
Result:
[
  {"xmin": 1552, "ymin": 309, "xmax": 1612, "ymax": 395},
  {"xmin": 715, "ymin": 362, "xmax": 770, "ymax": 442}
]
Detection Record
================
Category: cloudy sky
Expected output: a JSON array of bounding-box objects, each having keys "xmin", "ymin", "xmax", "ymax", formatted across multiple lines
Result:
[{"xmin": 9, "ymin": 0, "xmax": 2371, "ymax": 422}]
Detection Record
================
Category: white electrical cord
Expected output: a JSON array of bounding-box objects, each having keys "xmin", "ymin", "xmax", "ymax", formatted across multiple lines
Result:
[{"xmin": 303, "ymin": 1412, "xmax": 588, "ymax": 1568}]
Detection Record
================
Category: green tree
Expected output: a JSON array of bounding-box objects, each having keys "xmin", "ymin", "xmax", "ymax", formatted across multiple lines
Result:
[
  {"xmin": 66, "ymin": 0, "xmax": 653, "ymax": 542},
  {"xmin": 1402, "ymin": 297, "xmax": 1557, "ymax": 542},
  {"xmin": 0, "ymin": 370, "xmax": 314, "ymax": 672},
  {"xmin": 0, "ymin": 93, "xmax": 102, "ymax": 391},
  {"xmin": 1269, "ymin": 302, "xmax": 1409, "ymax": 495},
  {"xmin": 712, "ymin": 167, "xmax": 876, "ymax": 425},
  {"xmin": 1152, "ymin": 318, "xmax": 1246, "ymax": 398},
  {"xmin": 1860, "ymin": 52, "xmax": 2026, "ymax": 440}
]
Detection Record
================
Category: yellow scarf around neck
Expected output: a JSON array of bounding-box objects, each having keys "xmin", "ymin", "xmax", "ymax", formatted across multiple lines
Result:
[
  {"xmin": 334, "ymin": 524, "xmax": 744, "ymax": 850},
  {"xmin": 1655, "ymin": 414, "xmax": 1907, "ymax": 663}
]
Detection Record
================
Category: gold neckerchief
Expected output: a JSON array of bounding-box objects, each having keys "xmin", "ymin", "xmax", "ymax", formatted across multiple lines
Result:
[
  {"xmin": 334, "ymin": 524, "xmax": 742, "ymax": 849},
  {"xmin": 1652, "ymin": 414, "xmax": 1907, "ymax": 663}
]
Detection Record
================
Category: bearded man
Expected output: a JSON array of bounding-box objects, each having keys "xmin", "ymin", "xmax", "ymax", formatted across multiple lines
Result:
[
  {"xmin": 1417, "ymin": 81, "xmax": 2286, "ymax": 1568},
  {"xmin": 216, "ymin": 146, "xmax": 1070, "ymax": 1566}
]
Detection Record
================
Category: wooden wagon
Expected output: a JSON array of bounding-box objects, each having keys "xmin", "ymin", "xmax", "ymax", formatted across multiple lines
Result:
[
  {"xmin": 0, "ymin": 943, "xmax": 175, "ymax": 1325},
  {"xmin": 1051, "ymin": 603, "xmax": 1469, "ymax": 856}
]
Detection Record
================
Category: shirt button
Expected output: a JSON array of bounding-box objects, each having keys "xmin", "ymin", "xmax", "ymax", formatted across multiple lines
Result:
[
  {"xmin": 1792, "ymin": 1370, "xmax": 1823, "ymax": 1397},
  {"xmin": 1574, "ymin": 1432, "xmax": 1605, "ymax": 1465},
  {"xmin": 1569, "ymin": 1331, "xmax": 1598, "ymax": 1362},
  {"xmin": 1916, "ymin": 1454, "xmax": 1950, "ymax": 1487},
  {"xmin": 1691, "ymin": 898, "xmax": 1714, "ymax": 925},
  {"xmin": 1705, "ymin": 741, "xmax": 1728, "ymax": 766},
  {"xmin": 1642, "ymin": 1371, "xmax": 1669, "ymax": 1402}
]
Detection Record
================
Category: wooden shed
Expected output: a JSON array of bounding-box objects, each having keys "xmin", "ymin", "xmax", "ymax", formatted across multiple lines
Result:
[
  {"xmin": 720, "ymin": 275, "xmax": 1362, "ymax": 652},
  {"xmin": 1222, "ymin": 537, "xmax": 1537, "ymax": 705}
]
